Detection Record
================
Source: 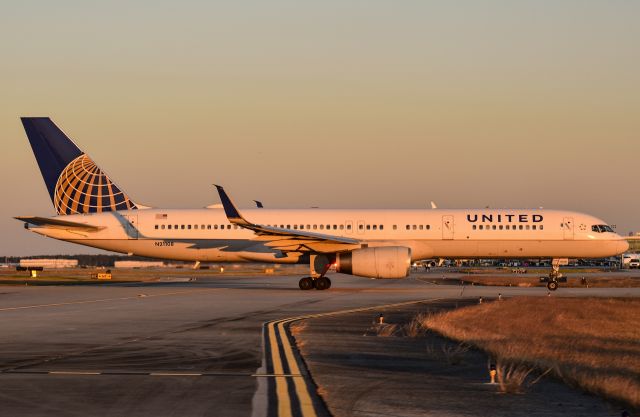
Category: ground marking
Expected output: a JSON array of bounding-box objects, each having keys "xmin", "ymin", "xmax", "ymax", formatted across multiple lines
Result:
[{"xmin": 264, "ymin": 297, "xmax": 447, "ymax": 417}]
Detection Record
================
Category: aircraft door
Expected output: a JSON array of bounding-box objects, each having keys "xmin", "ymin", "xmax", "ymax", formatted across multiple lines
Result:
[
  {"xmin": 123, "ymin": 214, "xmax": 139, "ymax": 239},
  {"xmin": 442, "ymin": 215, "xmax": 454, "ymax": 240},
  {"xmin": 562, "ymin": 217, "xmax": 574, "ymax": 240}
]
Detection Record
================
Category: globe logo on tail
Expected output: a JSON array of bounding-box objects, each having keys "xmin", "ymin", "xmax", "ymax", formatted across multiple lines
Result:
[{"xmin": 54, "ymin": 154, "xmax": 137, "ymax": 215}]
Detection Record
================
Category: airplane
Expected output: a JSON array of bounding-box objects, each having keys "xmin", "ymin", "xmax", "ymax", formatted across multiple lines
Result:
[{"xmin": 16, "ymin": 117, "xmax": 629, "ymax": 291}]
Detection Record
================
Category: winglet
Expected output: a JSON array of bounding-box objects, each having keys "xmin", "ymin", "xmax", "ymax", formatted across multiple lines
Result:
[
  {"xmin": 253, "ymin": 200, "xmax": 264, "ymax": 208},
  {"xmin": 214, "ymin": 185, "xmax": 251, "ymax": 226}
]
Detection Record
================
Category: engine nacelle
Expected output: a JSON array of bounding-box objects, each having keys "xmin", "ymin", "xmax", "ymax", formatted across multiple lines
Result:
[{"xmin": 336, "ymin": 246, "xmax": 412, "ymax": 279}]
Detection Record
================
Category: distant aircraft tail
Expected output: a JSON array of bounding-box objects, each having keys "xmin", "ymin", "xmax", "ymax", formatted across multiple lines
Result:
[{"xmin": 21, "ymin": 117, "xmax": 138, "ymax": 215}]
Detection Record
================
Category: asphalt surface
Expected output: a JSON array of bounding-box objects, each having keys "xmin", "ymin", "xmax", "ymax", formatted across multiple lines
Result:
[{"xmin": 0, "ymin": 272, "xmax": 638, "ymax": 417}]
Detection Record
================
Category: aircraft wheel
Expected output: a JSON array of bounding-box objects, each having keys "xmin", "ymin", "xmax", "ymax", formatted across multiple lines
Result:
[
  {"xmin": 299, "ymin": 277, "xmax": 314, "ymax": 290},
  {"xmin": 547, "ymin": 281, "xmax": 558, "ymax": 291},
  {"xmin": 314, "ymin": 277, "xmax": 331, "ymax": 291}
]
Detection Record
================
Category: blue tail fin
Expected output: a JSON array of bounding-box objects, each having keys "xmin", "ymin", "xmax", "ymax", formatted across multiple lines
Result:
[{"xmin": 21, "ymin": 117, "xmax": 138, "ymax": 215}]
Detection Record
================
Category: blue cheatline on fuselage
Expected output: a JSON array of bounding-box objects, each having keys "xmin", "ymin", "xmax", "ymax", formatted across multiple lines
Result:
[{"xmin": 21, "ymin": 117, "xmax": 137, "ymax": 215}]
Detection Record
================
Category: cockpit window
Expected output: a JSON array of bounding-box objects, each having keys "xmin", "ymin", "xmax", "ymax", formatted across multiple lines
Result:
[{"xmin": 592, "ymin": 225, "xmax": 614, "ymax": 233}]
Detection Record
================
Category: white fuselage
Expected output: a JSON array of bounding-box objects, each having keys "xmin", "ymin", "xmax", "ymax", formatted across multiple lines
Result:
[{"xmin": 28, "ymin": 208, "xmax": 629, "ymax": 263}]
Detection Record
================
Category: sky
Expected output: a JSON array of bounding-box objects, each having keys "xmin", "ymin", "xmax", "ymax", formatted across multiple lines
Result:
[{"xmin": 1, "ymin": 1, "xmax": 639, "ymax": 256}]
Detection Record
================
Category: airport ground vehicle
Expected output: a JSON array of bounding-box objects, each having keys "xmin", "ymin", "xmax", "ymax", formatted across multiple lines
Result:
[
  {"xmin": 16, "ymin": 118, "xmax": 629, "ymax": 291},
  {"xmin": 629, "ymin": 259, "xmax": 640, "ymax": 269}
]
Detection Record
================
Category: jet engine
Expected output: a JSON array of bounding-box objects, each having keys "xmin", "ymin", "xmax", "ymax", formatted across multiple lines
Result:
[{"xmin": 336, "ymin": 246, "xmax": 412, "ymax": 279}]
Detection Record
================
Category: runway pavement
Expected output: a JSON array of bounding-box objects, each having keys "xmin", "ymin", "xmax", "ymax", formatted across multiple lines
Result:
[{"xmin": 0, "ymin": 272, "xmax": 638, "ymax": 417}]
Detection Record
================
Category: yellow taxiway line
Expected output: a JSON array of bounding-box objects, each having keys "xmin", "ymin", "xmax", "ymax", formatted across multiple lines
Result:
[{"xmin": 263, "ymin": 297, "xmax": 445, "ymax": 417}]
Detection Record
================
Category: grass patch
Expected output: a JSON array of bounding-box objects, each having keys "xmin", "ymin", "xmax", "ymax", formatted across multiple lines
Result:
[
  {"xmin": 423, "ymin": 297, "xmax": 640, "ymax": 408},
  {"xmin": 459, "ymin": 275, "xmax": 640, "ymax": 288}
]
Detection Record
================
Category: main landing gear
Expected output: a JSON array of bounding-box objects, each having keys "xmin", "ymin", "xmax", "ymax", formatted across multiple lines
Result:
[
  {"xmin": 299, "ymin": 254, "xmax": 333, "ymax": 291},
  {"xmin": 298, "ymin": 276, "xmax": 332, "ymax": 291},
  {"xmin": 542, "ymin": 258, "xmax": 568, "ymax": 291}
]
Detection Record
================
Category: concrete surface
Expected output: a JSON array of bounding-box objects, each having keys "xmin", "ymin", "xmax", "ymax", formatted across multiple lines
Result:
[
  {"xmin": 0, "ymin": 272, "xmax": 638, "ymax": 416},
  {"xmin": 295, "ymin": 299, "xmax": 627, "ymax": 417}
]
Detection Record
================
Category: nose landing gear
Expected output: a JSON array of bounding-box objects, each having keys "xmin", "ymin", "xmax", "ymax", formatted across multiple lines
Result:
[{"xmin": 541, "ymin": 258, "xmax": 568, "ymax": 291}]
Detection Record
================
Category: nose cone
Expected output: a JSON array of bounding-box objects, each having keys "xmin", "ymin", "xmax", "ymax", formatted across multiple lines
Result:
[{"xmin": 617, "ymin": 238, "xmax": 630, "ymax": 254}]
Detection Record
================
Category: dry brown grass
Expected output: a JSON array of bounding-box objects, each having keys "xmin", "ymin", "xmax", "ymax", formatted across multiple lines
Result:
[
  {"xmin": 459, "ymin": 275, "xmax": 640, "ymax": 288},
  {"xmin": 423, "ymin": 297, "xmax": 640, "ymax": 407},
  {"xmin": 402, "ymin": 314, "xmax": 427, "ymax": 338},
  {"xmin": 441, "ymin": 343, "xmax": 470, "ymax": 365},
  {"xmin": 374, "ymin": 323, "xmax": 399, "ymax": 337}
]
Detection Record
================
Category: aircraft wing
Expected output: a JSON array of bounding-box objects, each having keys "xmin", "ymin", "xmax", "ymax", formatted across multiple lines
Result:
[
  {"xmin": 15, "ymin": 216, "xmax": 105, "ymax": 232},
  {"xmin": 215, "ymin": 185, "xmax": 361, "ymax": 252}
]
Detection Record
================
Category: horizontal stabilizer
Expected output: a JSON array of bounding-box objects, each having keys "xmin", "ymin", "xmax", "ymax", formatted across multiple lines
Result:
[{"xmin": 15, "ymin": 216, "xmax": 104, "ymax": 232}]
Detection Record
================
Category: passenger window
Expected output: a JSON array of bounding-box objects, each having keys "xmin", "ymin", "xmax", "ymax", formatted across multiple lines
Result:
[
  {"xmin": 194, "ymin": 225, "xmax": 198, "ymax": 230},
  {"xmin": 499, "ymin": 225, "xmax": 503, "ymax": 230},
  {"xmin": 519, "ymin": 225, "xmax": 523, "ymax": 230},
  {"xmin": 412, "ymin": 225, "xmax": 417, "ymax": 230},
  {"xmin": 427, "ymin": 225, "xmax": 430, "ymax": 230},
  {"xmin": 181, "ymin": 225, "xmax": 185, "ymax": 230},
  {"xmin": 207, "ymin": 225, "xmax": 211, "ymax": 229},
  {"xmin": 359, "ymin": 224, "xmax": 364, "ymax": 230},
  {"xmin": 419, "ymin": 225, "xmax": 423, "ymax": 230},
  {"xmin": 380, "ymin": 225, "xmax": 384, "ymax": 230},
  {"xmin": 339, "ymin": 225, "xmax": 344, "ymax": 230},
  {"xmin": 473, "ymin": 225, "xmax": 477, "ymax": 230},
  {"xmin": 307, "ymin": 225, "xmax": 311, "ymax": 229},
  {"xmin": 234, "ymin": 225, "xmax": 238, "ymax": 229},
  {"xmin": 406, "ymin": 225, "xmax": 410, "ymax": 230},
  {"xmin": 227, "ymin": 225, "xmax": 231, "ymax": 229},
  {"xmin": 346, "ymin": 224, "xmax": 351, "ymax": 230},
  {"xmin": 175, "ymin": 225, "xmax": 178, "ymax": 229},
  {"xmin": 540, "ymin": 225, "xmax": 544, "ymax": 230},
  {"xmin": 154, "ymin": 225, "xmax": 158, "ymax": 230},
  {"xmin": 492, "ymin": 225, "xmax": 496, "ymax": 230},
  {"xmin": 161, "ymin": 225, "xmax": 165, "ymax": 230},
  {"xmin": 532, "ymin": 225, "xmax": 536, "ymax": 230},
  {"xmin": 393, "ymin": 225, "xmax": 397, "ymax": 230},
  {"xmin": 168, "ymin": 225, "xmax": 172, "ymax": 230},
  {"xmin": 526, "ymin": 225, "xmax": 530, "ymax": 230},
  {"xmin": 320, "ymin": 225, "xmax": 324, "ymax": 230},
  {"xmin": 326, "ymin": 225, "xmax": 330, "ymax": 229},
  {"xmin": 372, "ymin": 225, "xmax": 377, "ymax": 230},
  {"xmin": 313, "ymin": 225, "xmax": 317, "ymax": 230}
]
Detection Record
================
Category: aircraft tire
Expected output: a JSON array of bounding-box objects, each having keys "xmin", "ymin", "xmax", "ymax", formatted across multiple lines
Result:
[
  {"xmin": 299, "ymin": 277, "xmax": 314, "ymax": 290},
  {"xmin": 547, "ymin": 281, "xmax": 558, "ymax": 291},
  {"xmin": 314, "ymin": 277, "xmax": 331, "ymax": 291}
]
